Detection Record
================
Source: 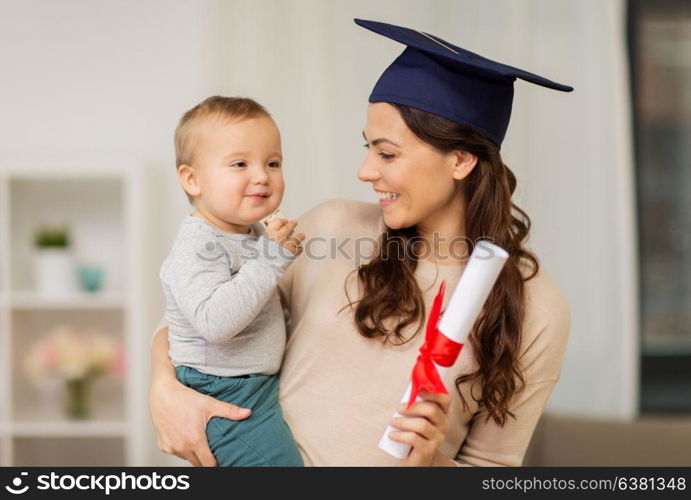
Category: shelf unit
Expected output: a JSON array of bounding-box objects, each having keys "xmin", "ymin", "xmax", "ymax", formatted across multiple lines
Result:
[{"xmin": 0, "ymin": 165, "xmax": 146, "ymax": 466}]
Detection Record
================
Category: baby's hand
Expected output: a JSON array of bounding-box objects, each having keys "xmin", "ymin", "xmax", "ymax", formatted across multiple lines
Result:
[{"xmin": 265, "ymin": 219, "xmax": 305, "ymax": 256}]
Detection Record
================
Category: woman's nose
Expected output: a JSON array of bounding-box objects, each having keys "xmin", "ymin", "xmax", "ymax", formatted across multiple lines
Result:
[{"xmin": 357, "ymin": 153, "xmax": 381, "ymax": 183}]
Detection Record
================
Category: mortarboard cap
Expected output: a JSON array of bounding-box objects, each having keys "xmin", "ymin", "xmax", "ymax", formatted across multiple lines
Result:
[{"xmin": 355, "ymin": 18, "xmax": 573, "ymax": 147}]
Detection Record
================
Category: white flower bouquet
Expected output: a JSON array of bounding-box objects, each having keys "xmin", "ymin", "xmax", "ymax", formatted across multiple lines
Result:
[{"xmin": 24, "ymin": 325, "xmax": 124, "ymax": 418}]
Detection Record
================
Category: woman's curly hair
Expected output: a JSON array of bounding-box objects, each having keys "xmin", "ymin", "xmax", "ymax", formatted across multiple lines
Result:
[{"xmin": 345, "ymin": 104, "xmax": 539, "ymax": 425}]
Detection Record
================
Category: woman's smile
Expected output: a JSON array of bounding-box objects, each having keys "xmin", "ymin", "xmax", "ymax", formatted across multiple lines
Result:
[{"xmin": 376, "ymin": 190, "xmax": 400, "ymax": 206}]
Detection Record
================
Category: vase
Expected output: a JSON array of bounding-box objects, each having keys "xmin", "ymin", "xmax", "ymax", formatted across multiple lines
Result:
[
  {"xmin": 77, "ymin": 264, "xmax": 104, "ymax": 293},
  {"xmin": 34, "ymin": 248, "xmax": 77, "ymax": 296},
  {"xmin": 65, "ymin": 377, "xmax": 91, "ymax": 419}
]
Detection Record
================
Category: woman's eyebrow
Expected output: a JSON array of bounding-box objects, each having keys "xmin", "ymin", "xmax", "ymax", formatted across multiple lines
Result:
[{"xmin": 362, "ymin": 131, "xmax": 400, "ymax": 147}]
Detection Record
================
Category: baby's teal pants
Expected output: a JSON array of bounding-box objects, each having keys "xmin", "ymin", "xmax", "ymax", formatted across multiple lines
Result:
[{"xmin": 175, "ymin": 366, "xmax": 304, "ymax": 467}]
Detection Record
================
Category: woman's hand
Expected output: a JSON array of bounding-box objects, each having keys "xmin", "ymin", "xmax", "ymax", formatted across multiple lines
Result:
[
  {"xmin": 148, "ymin": 376, "xmax": 251, "ymax": 467},
  {"xmin": 148, "ymin": 326, "xmax": 251, "ymax": 467},
  {"xmin": 388, "ymin": 389, "xmax": 455, "ymax": 466}
]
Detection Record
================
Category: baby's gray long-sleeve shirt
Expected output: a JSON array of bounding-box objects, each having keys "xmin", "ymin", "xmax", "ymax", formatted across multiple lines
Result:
[{"xmin": 160, "ymin": 215, "xmax": 294, "ymax": 377}]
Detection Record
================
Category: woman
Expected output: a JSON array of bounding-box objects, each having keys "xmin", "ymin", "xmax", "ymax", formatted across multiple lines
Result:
[{"xmin": 149, "ymin": 19, "xmax": 572, "ymax": 467}]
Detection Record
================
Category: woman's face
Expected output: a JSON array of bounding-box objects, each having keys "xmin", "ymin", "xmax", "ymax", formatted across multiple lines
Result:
[{"xmin": 358, "ymin": 102, "xmax": 474, "ymax": 234}]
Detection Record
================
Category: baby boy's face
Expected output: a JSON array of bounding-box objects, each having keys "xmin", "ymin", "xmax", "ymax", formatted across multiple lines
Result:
[{"xmin": 191, "ymin": 115, "xmax": 284, "ymax": 231}]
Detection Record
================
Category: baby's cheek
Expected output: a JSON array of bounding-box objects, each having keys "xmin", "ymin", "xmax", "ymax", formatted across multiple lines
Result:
[
  {"xmin": 272, "ymin": 175, "xmax": 286, "ymax": 193},
  {"xmin": 213, "ymin": 189, "xmax": 244, "ymax": 216},
  {"xmin": 271, "ymin": 190, "xmax": 285, "ymax": 207}
]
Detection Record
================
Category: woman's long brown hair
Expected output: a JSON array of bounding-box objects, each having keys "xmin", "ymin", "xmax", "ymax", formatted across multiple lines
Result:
[{"xmin": 345, "ymin": 104, "xmax": 539, "ymax": 426}]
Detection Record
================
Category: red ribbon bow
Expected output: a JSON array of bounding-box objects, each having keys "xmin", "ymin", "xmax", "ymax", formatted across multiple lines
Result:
[{"xmin": 407, "ymin": 280, "xmax": 464, "ymax": 409}]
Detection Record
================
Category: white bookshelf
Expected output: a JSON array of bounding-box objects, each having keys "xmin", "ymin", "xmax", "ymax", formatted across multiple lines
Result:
[
  {"xmin": 0, "ymin": 165, "xmax": 146, "ymax": 466},
  {"xmin": 3, "ymin": 290, "xmax": 127, "ymax": 307}
]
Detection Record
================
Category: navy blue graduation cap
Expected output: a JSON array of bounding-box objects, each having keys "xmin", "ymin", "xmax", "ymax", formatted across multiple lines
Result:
[{"xmin": 355, "ymin": 18, "xmax": 573, "ymax": 147}]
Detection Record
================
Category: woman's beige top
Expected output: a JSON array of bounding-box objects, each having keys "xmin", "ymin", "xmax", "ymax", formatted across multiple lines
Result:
[
  {"xmin": 156, "ymin": 198, "xmax": 571, "ymax": 466},
  {"xmin": 276, "ymin": 199, "xmax": 570, "ymax": 466}
]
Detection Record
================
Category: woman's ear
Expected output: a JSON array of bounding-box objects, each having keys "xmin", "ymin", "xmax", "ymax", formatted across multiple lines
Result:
[
  {"xmin": 178, "ymin": 164, "xmax": 202, "ymax": 198},
  {"xmin": 450, "ymin": 150, "xmax": 478, "ymax": 181}
]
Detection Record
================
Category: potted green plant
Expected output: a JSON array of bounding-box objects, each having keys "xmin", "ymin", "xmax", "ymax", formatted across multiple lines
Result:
[{"xmin": 33, "ymin": 225, "xmax": 77, "ymax": 295}]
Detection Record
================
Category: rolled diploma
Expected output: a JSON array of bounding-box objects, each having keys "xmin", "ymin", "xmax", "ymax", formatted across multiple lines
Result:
[{"xmin": 378, "ymin": 240, "xmax": 509, "ymax": 459}]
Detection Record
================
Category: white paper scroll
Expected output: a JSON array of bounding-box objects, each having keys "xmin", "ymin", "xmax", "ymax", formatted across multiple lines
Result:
[{"xmin": 378, "ymin": 240, "xmax": 509, "ymax": 459}]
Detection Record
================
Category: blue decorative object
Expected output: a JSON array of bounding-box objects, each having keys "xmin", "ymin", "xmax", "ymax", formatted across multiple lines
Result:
[{"xmin": 78, "ymin": 265, "xmax": 104, "ymax": 293}]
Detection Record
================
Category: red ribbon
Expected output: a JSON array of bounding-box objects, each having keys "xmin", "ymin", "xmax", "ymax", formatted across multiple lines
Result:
[{"xmin": 407, "ymin": 280, "xmax": 464, "ymax": 409}]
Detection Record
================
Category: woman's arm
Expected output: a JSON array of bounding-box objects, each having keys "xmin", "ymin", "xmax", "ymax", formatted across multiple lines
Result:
[
  {"xmin": 452, "ymin": 379, "xmax": 558, "ymax": 466},
  {"xmin": 454, "ymin": 288, "xmax": 571, "ymax": 466},
  {"xmin": 148, "ymin": 323, "xmax": 252, "ymax": 467}
]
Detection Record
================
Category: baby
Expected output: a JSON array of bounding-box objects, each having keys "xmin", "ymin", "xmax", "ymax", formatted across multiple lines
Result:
[{"xmin": 159, "ymin": 96, "xmax": 305, "ymax": 466}]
